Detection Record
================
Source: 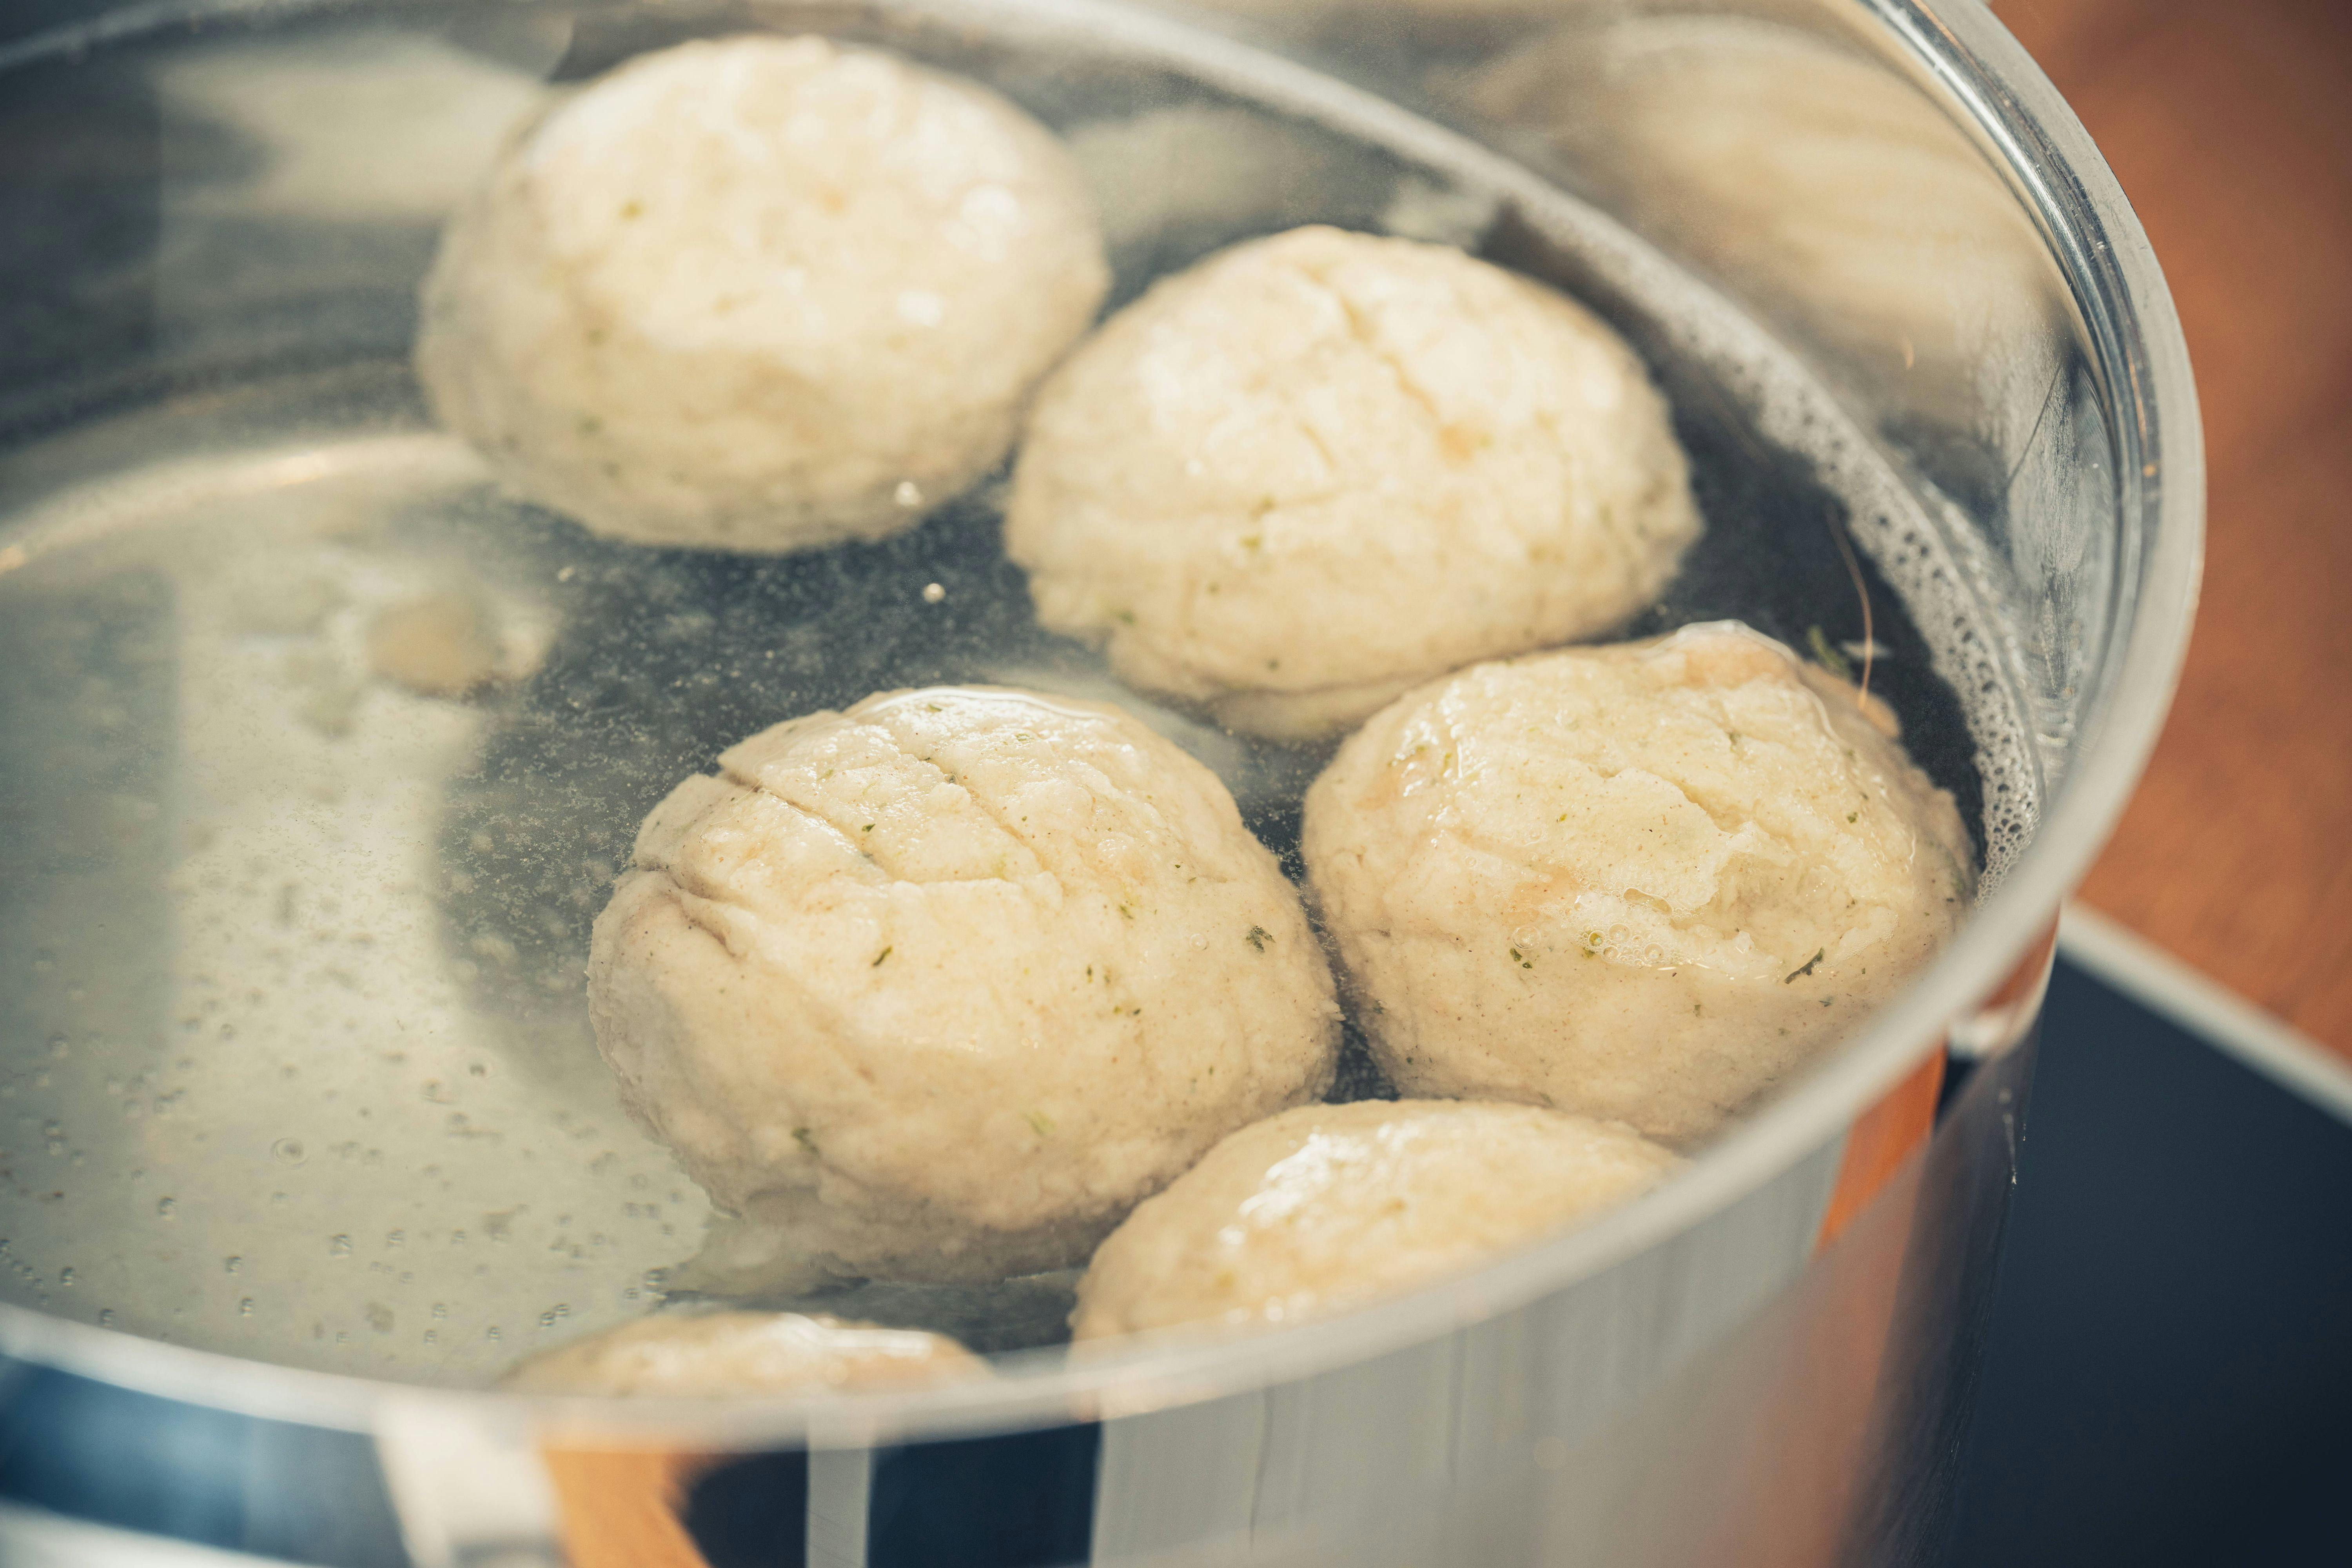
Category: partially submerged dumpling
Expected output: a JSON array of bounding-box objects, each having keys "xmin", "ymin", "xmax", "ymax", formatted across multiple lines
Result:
[
  {"xmin": 418, "ymin": 34, "xmax": 1108, "ymax": 551},
  {"xmin": 1073, "ymin": 1099, "xmax": 1679, "ymax": 1339},
  {"xmin": 503, "ymin": 1310, "xmax": 983, "ymax": 1395},
  {"xmin": 1005, "ymin": 225, "xmax": 1700, "ymax": 740},
  {"xmin": 1301, "ymin": 622, "xmax": 1975, "ymax": 1145},
  {"xmin": 588, "ymin": 686, "xmax": 1340, "ymax": 1291},
  {"xmin": 1470, "ymin": 18, "xmax": 2054, "ymax": 419}
]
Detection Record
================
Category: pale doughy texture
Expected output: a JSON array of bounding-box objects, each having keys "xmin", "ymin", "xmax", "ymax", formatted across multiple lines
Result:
[
  {"xmin": 503, "ymin": 1310, "xmax": 982, "ymax": 1396},
  {"xmin": 588, "ymin": 686, "xmax": 1340, "ymax": 1290},
  {"xmin": 1302, "ymin": 622, "xmax": 1976, "ymax": 1146},
  {"xmin": 417, "ymin": 35, "xmax": 1108, "ymax": 551},
  {"xmin": 1005, "ymin": 226, "xmax": 1700, "ymax": 740},
  {"xmin": 1073, "ymin": 1099, "xmax": 1679, "ymax": 1339}
]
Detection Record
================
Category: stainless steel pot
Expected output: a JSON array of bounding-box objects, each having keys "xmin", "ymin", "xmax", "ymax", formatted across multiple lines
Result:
[{"xmin": 0, "ymin": 0, "xmax": 2199, "ymax": 1564}]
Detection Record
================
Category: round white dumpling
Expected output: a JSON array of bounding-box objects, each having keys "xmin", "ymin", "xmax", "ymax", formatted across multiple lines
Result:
[
  {"xmin": 588, "ymin": 686, "xmax": 1341, "ymax": 1290},
  {"xmin": 1005, "ymin": 225, "xmax": 1700, "ymax": 740},
  {"xmin": 417, "ymin": 35, "xmax": 1109, "ymax": 551},
  {"xmin": 1073, "ymin": 1099, "xmax": 1679, "ymax": 1339},
  {"xmin": 503, "ymin": 1310, "xmax": 983, "ymax": 1395},
  {"xmin": 1301, "ymin": 622, "xmax": 1976, "ymax": 1146}
]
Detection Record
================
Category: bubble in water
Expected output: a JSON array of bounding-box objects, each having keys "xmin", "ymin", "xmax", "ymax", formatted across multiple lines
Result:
[
  {"xmin": 485, "ymin": 1326, "xmax": 502, "ymax": 1341},
  {"xmin": 423, "ymin": 1330, "xmax": 438, "ymax": 1346},
  {"xmin": 223, "ymin": 1256, "xmax": 241, "ymax": 1274},
  {"xmin": 328, "ymin": 1235, "xmax": 353, "ymax": 1257},
  {"xmin": 57, "ymin": 1268, "xmax": 74, "ymax": 1287},
  {"xmin": 155, "ymin": 1198, "xmax": 176, "ymax": 1220},
  {"xmin": 98, "ymin": 1309, "xmax": 115, "ymax": 1327},
  {"xmin": 239, "ymin": 1298, "xmax": 254, "ymax": 1317},
  {"xmin": 271, "ymin": 1138, "xmax": 307, "ymax": 1165},
  {"xmin": 386, "ymin": 1230, "xmax": 405, "ymax": 1250},
  {"xmin": 537, "ymin": 1304, "xmax": 571, "ymax": 1329},
  {"xmin": 430, "ymin": 1303, "xmax": 448, "ymax": 1320},
  {"xmin": 642, "ymin": 1267, "xmax": 669, "ymax": 1290}
]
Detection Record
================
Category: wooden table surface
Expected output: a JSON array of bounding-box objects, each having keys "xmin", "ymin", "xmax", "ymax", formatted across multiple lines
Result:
[{"xmin": 1987, "ymin": 0, "xmax": 2352, "ymax": 1060}]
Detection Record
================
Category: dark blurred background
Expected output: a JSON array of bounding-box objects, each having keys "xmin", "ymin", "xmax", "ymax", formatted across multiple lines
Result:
[{"xmin": 1949, "ymin": 952, "xmax": 2352, "ymax": 1567}]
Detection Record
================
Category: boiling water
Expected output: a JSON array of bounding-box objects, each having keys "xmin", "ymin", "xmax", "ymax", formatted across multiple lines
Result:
[{"xmin": 0, "ymin": 0, "xmax": 2040, "ymax": 1386}]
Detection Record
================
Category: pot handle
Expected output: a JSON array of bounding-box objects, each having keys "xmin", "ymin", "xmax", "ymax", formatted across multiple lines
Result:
[
  {"xmin": 542, "ymin": 1444, "xmax": 875, "ymax": 1567},
  {"xmin": 540, "ymin": 1446, "xmax": 717, "ymax": 1568}
]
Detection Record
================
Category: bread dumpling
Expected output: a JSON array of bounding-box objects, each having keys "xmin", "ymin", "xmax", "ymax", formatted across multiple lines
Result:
[
  {"xmin": 418, "ymin": 35, "xmax": 1108, "ymax": 551},
  {"xmin": 1301, "ymin": 622, "xmax": 1975, "ymax": 1145},
  {"xmin": 1073, "ymin": 1099, "xmax": 1679, "ymax": 1339},
  {"xmin": 1005, "ymin": 225, "xmax": 1699, "ymax": 740},
  {"xmin": 503, "ymin": 1310, "xmax": 983, "ymax": 1395},
  {"xmin": 588, "ymin": 686, "xmax": 1341, "ymax": 1292}
]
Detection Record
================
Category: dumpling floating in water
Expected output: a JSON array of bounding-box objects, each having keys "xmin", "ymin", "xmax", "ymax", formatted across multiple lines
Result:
[
  {"xmin": 588, "ymin": 686, "xmax": 1341, "ymax": 1293},
  {"xmin": 1006, "ymin": 224, "xmax": 1700, "ymax": 739},
  {"xmin": 502, "ymin": 1310, "xmax": 984, "ymax": 1395},
  {"xmin": 1301, "ymin": 621, "xmax": 1976, "ymax": 1146},
  {"xmin": 1072, "ymin": 1098, "xmax": 1681, "ymax": 1340},
  {"xmin": 417, "ymin": 34, "xmax": 1109, "ymax": 552}
]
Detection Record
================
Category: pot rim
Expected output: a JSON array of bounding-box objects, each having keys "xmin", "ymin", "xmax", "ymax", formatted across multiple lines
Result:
[{"xmin": 0, "ymin": 0, "xmax": 2202, "ymax": 1448}]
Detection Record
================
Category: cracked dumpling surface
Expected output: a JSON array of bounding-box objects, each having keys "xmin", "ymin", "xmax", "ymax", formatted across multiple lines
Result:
[
  {"xmin": 503, "ymin": 1310, "xmax": 984, "ymax": 1395},
  {"xmin": 1301, "ymin": 622, "xmax": 1976, "ymax": 1146},
  {"xmin": 1072, "ymin": 1099, "xmax": 1679, "ymax": 1339},
  {"xmin": 587, "ymin": 686, "xmax": 1340, "ymax": 1290},
  {"xmin": 1004, "ymin": 225, "xmax": 1700, "ymax": 740},
  {"xmin": 416, "ymin": 35, "xmax": 1108, "ymax": 552}
]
